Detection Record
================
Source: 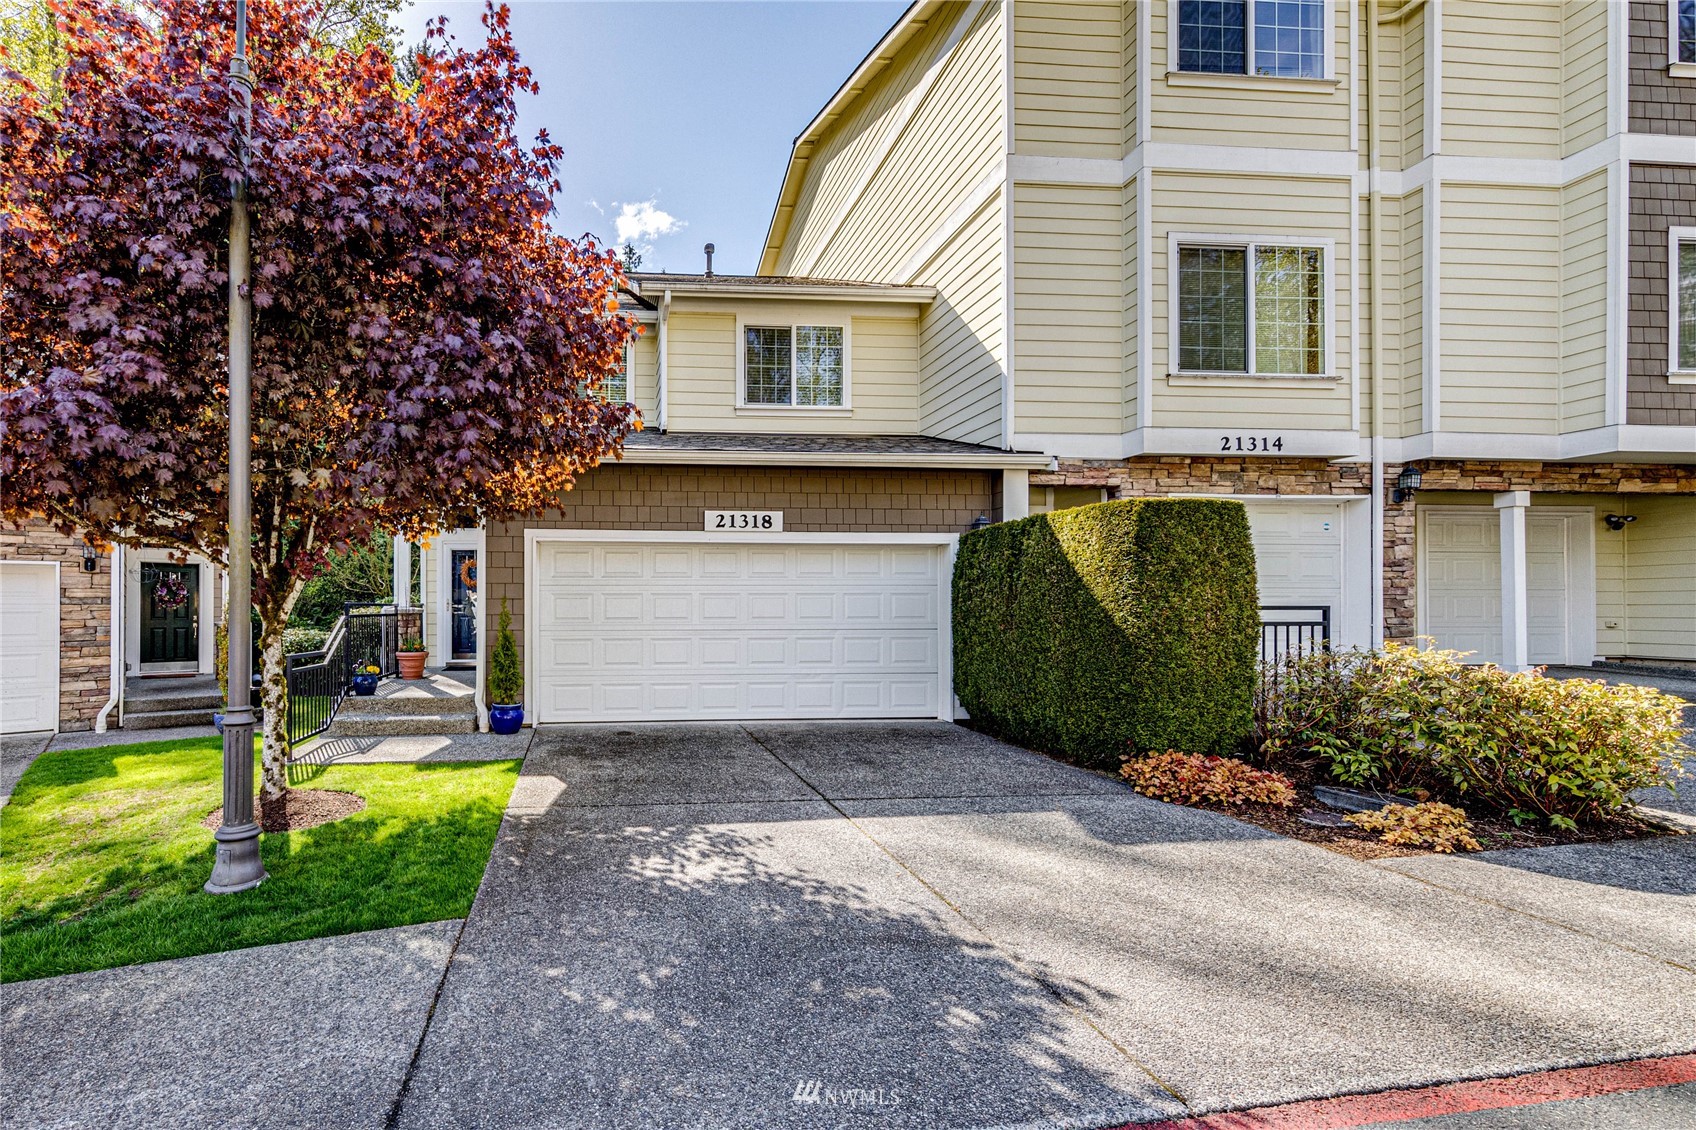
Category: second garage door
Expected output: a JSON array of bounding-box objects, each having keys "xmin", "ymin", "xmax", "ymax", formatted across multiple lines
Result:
[
  {"xmin": 531, "ymin": 537, "xmax": 947, "ymax": 723},
  {"xmin": 1, "ymin": 563, "xmax": 60, "ymax": 734}
]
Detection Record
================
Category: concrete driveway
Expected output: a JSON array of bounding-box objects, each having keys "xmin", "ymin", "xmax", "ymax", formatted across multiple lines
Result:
[{"xmin": 393, "ymin": 722, "xmax": 1696, "ymax": 1130}]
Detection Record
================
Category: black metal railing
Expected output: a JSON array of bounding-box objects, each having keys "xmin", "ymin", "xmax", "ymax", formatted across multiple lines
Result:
[
  {"xmin": 283, "ymin": 604, "xmax": 423, "ymax": 745},
  {"xmin": 1258, "ymin": 605, "xmax": 1332, "ymax": 664}
]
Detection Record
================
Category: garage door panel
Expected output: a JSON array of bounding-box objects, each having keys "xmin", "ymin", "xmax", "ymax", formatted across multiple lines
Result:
[
  {"xmin": 533, "ymin": 541, "xmax": 945, "ymax": 722},
  {"xmin": 1, "ymin": 564, "xmax": 59, "ymax": 734},
  {"xmin": 1422, "ymin": 511, "xmax": 1577, "ymax": 666}
]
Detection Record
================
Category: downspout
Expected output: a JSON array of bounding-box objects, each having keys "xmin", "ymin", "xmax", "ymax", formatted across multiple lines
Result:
[
  {"xmin": 94, "ymin": 544, "xmax": 124, "ymax": 732},
  {"xmin": 656, "ymin": 289, "xmax": 671, "ymax": 433},
  {"xmin": 1366, "ymin": 0, "xmax": 1386, "ymax": 649},
  {"xmin": 1368, "ymin": 0, "xmax": 1425, "ymax": 649}
]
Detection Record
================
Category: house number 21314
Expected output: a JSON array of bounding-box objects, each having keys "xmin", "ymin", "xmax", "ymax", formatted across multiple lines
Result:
[{"xmin": 1220, "ymin": 435, "xmax": 1284, "ymax": 452}]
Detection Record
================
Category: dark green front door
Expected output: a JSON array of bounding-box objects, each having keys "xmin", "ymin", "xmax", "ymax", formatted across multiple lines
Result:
[{"xmin": 140, "ymin": 563, "xmax": 199, "ymax": 665}]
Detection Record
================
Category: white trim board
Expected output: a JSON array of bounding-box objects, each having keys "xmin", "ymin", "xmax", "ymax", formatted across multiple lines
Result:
[{"xmin": 522, "ymin": 529, "xmax": 960, "ymax": 725}]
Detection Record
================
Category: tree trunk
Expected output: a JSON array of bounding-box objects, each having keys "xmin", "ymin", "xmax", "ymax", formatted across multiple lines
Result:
[{"xmin": 257, "ymin": 615, "xmax": 291, "ymax": 801}]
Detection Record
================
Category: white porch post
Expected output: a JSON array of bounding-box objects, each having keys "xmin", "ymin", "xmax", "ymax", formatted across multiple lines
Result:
[
  {"xmin": 1494, "ymin": 491, "xmax": 1531, "ymax": 672},
  {"xmin": 1002, "ymin": 469, "xmax": 1030, "ymax": 521},
  {"xmin": 392, "ymin": 535, "xmax": 411, "ymax": 608}
]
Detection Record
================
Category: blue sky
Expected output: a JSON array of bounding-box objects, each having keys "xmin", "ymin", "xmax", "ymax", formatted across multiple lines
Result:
[{"xmin": 398, "ymin": 1, "xmax": 911, "ymax": 275}]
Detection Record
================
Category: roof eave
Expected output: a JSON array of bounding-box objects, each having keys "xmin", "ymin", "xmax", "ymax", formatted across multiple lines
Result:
[
  {"xmin": 635, "ymin": 282, "xmax": 937, "ymax": 304},
  {"xmin": 617, "ymin": 447, "xmax": 1053, "ymax": 472}
]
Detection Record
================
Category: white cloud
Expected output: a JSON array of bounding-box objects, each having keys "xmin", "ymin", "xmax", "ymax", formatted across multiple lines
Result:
[{"xmin": 613, "ymin": 199, "xmax": 684, "ymax": 250}]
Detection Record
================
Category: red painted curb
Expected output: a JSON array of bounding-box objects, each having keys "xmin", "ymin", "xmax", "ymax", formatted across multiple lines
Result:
[{"xmin": 1117, "ymin": 1054, "xmax": 1696, "ymax": 1130}]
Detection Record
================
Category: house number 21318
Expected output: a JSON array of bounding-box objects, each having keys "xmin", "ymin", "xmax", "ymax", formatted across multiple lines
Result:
[
  {"xmin": 705, "ymin": 510, "xmax": 783, "ymax": 531},
  {"xmin": 1220, "ymin": 435, "xmax": 1284, "ymax": 452}
]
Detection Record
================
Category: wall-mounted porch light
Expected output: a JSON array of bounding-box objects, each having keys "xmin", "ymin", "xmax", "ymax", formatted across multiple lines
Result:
[
  {"xmin": 80, "ymin": 543, "xmax": 99, "ymax": 573},
  {"xmin": 1391, "ymin": 465, "xmax": 1423, "ymax": 504},
  {"xmin": 969, "ymin": 513, "xmax": 991, "ymax": 531}
]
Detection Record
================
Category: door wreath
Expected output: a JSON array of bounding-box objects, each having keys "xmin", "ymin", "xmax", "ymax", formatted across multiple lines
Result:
[
  {"xmin": 153, "ymin": 572, "xmax": 190, "ymax": 611},
  {"xmin": 458, "ymin": 557, "xmax": 477, "ymax": 591}
]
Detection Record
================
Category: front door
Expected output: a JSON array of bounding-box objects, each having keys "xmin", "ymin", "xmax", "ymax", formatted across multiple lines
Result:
[
  {"xmin": 450, "ymin": 549, "xmax": 478, "ymax": 663},
  {"xmin": 140, "ymin": 562, "xmax": 199, "ymax": 669}
]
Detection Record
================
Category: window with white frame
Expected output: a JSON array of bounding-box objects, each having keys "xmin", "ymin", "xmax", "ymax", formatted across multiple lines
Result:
[
  {"xmin": 1176, "ymin": 240, "xmax": 1326, "ymax": 376},
  {"xmin": 1176, "ymin": 0, "xmax": 1327, "ymax": 79},
  {"xmin": 1677, "ymin": 0, "xmax": 1696, "ymax": 65},
  {"xmin": 742, "ymin": 324, "xmax": 845, "ymax": 406},
  {"xmin": 1675, "ymin": 228, "xmax": 1696, "ymax": 374},
  {"xmin": 603, "ymin": 341, "xmax": 631, "ymax": 403}
]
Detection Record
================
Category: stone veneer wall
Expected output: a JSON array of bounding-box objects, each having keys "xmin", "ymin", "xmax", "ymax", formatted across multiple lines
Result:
[
  {"xmin": 1034, "ymin": 457, "xmax": 1696, "ymax": 643},
  {"xmin": 1630, "ymin": 0, "xmax": 1696, "ymax": 136},
  {"xmin": 1629, "ymin": 164, "xmax": 1696, "ymax": 425},
  {"xmin": 483, "ymin": 463, "xmax": 995, "ymax": 670},
  {"xmin": 0, "ymin": 523, "xmax": 112, "ymax": 732}
]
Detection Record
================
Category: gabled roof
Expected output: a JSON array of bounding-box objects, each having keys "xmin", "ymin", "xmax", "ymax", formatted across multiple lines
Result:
[{"xmin": 757, "ymin": 1, "xmax": 944, "ymax": 275}]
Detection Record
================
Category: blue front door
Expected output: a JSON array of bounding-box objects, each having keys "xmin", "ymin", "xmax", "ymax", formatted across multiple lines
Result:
[{"xmin": 450, "ymin": 549, "xmax": 477, "ymax": 662}]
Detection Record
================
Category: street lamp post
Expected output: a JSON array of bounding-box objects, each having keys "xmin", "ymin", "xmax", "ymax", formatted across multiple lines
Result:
[{"xmin": 206, "ymin": 0, "xmax": 267, "ymax": 894}]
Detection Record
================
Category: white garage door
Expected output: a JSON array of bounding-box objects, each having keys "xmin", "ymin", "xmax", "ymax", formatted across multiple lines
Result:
[
  {"xmin": 1422, "ymin": 510, "xmax": 1579, "ymax": 666},
  {"xmin": 532, "ymin": 538, "xmax": 946, "ymax": 722},
  {"xmin": 1, "ymin": 563, "xmax": 60, "ymax": 734}
]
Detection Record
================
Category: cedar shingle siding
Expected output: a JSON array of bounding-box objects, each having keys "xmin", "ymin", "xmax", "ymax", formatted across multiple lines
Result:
[
  {"xmin": 1629, "ymin": 163, "xmax": 1696, "ymax": 426},
  {"xmin": 1629, "ymin": 1, "xmax": 1696, "ymax": 136}
]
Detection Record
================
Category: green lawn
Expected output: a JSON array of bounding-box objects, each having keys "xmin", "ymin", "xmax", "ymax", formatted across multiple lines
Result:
[{"xmin": 0, "ymin": 737, "xmax": 519, "ymax": 983}]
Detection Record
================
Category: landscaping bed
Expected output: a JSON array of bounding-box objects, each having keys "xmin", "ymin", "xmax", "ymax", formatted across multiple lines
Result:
[
  {"xmin": 1188, "ymin": 760, "xmax": 1685, "ymax": 861},
  {"xmin": 1, "ymin": 736, "xmax": 519, "ymax": 983}
]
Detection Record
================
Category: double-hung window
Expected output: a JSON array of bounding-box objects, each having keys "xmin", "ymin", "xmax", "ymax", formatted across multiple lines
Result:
[
  {"xmin": 1176, "ymin": 240, "xmax": 1327, "ymax": 376},
  {"xmin": 1177, "ymin": 0, "xmax": 1327, "ymax": 79},
  {"xmin": 1676, "ymin": 0, "xmax": 1696, "ymax": 66},
  {"xmin": 603, "ymin": 341, "xmax": 631, "ymax": 404},
  {"xmin": 1674, "ymin": 228, "xmax": 1696, "ymax": 377},
  {"xmin": 742, "ymin": 324, "xmax": 846, "ymax": 407}
]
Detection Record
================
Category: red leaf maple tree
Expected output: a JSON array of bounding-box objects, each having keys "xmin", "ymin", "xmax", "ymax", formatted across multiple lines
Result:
[{"xmin": 1, "ymin": 0, "xmax": 638, "ymax": 796}]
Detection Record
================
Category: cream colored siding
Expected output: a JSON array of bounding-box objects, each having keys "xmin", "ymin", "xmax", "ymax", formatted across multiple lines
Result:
[
  {"xmin": 1443, "ymin": 1, "xmax": 1563, "ymax": 158},
  {"xmin": 1360, "ymin": 192, "xmax": 1407, "ymax": 435},
  {"xmin": 1119, "ymin": 0, "xmax": 1138, "ymax": 153},
  {"xmin": 1149, "ymin": 0, "xmax": 1352, "ymax": 151},
  {"xmin": 1400, "ymin": 6, "xmax": 1426, "ymax": 166},
  {"xmin": 776, "ymin": 2, "xmax": 1003, "ymax": 282},
  {"xmin": 662, "ymin": 305, "xmax": 922, "ymax": 435},
  {"xmin": 1621, "ymin": 496, "xmax": 1696, "ymax": 661},
  {"xmin": 1439, "ymin": 184, "xmax": 1562, "ymax": 434},
  {"xmin": 1013, "ymin": 0, "xmax": 1123, "ymax": 159},
  {"xmin": 1150, "ymin": 172, "xmax": 1354, "ymax": 431},
  {"xmin": 1593, "ymin": 507, "xmax": 1626, "ymax": 658},
  {"xmin": 919, "ymin": 196, "xmax": 1004, "ymax": 444},
  {"xmin": 1013, "ymin": 183, "xmax": 1125, "ymax": 435},
  {"xmin": 1560, "ymin": 0, "xmax": 1609, "ymax": 153},
  {"xmin": 1359, "ymin": 4, "xmax": 1404, "ymax": 170},
  {"xmin": 1559, "ymin": 171, "xmax": 1609, "ymax": 432},
  {"xmin": 628, "ymin": 327, "xmax": 659, "ymax": 421},
  {"xmin": 1399, "ymin": 187, "xmax": 1425, "ymax": 437}
]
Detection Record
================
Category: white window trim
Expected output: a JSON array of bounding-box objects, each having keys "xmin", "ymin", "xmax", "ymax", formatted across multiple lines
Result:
[
  {"xmin": 1671, "ymin": 0, "xmax": 1696, "ymax": 72},
  {"xmin": 1672, "ymin": 226, "xmax": 1696, "ymax": 383},
  {"xmin": 1166, "ymin": 231, "xmax": 1338, "ymax": 380},
  {"xmin": 735, "ymin": 317, "xmax": 852, "ymax": 410},
  {"xmin": 1165, "ymin": 0, "xmax": 1336, "ymax": 83},
  {"xmin": 603, "ymin": 341, "xmax": 632, "ymax": 405}
]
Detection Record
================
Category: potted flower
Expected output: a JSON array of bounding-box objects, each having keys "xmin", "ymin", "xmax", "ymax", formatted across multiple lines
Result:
[
  {"xmin": 351, "ymin": 663, "xmax": 381, "ymax": 696},
  {"xmin": 397, "ymin": 635, "xmax": 429, "ymax": 680},
  {"xmin": 487, "ymin": 598, "xmax": 523, "ymax": 735}
]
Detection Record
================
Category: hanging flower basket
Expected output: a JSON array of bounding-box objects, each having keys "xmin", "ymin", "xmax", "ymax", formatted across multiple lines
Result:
[{"xmin": 153, "ymin": 572, "xmax": 190, "ymax": 611}]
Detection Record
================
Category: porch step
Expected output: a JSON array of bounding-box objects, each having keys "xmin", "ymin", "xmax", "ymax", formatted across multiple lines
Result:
[
  {"xmin": 125, "ymin": 688, "xmax": 224, "ymax": 713},
  {"xmin": 124, "ymin": 706, "xmax": 219, "ymax": 730},
  {"xmin": 340, "ymin": 692, "xmax": 473, "ymax": 716},
  {"xmin": 325, "ymin": 712, "xmax": 477, "ymax": 737}
]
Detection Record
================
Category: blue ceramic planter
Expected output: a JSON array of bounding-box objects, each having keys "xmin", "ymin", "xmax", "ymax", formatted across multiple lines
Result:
[
  {"xmin": 489, "ymin": 703, "xmax": 523, "ymax": 735},
  {"xmin": 351, "ymin": 673, "xmax": 379, "ymax": 697},
  {"xmin": 213, "ymin": 712, "xmax": 225, "ymax": 734}
]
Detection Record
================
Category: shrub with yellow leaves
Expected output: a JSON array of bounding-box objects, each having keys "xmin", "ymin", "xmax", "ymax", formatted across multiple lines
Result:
[{"xmin": 1345, "ymin": 802, "xmax": 1482, "ymax": 853}]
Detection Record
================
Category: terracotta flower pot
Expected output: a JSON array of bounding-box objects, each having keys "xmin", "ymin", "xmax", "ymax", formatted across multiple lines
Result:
[{"xmin": 397, "ymin": 651, "xmax": 429, "ymax": 680}]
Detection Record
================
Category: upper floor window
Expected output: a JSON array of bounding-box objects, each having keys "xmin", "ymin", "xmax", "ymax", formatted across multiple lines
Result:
[
  {"xmin": 603, "ymin": 341, "xmax": 631, "ymax": 404},
  {"xmin": 1177, "ymin": 0, "xmax": 1327, "ymax": 79},
  {"xmin": 1176, "ymin": 240, "xmax": 1326, "ymax": 376},
  {"xmin": 743, "ymin": 324, "xmax": 845, "ymax": 407},
  {"xmin": 1675, "ymin": 229, "xmax": 1696, "ymax": 374},
  {"xmin": 1678, "ymin": 0, "xmax": 1696, "ymax": 65}
]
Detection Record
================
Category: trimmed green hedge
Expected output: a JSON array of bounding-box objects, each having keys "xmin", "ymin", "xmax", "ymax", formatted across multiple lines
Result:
[{"xmin": 952, "ymin": 497, "xmax": 1260, "ymax": 766}]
